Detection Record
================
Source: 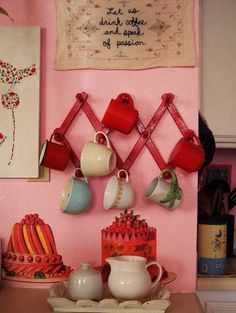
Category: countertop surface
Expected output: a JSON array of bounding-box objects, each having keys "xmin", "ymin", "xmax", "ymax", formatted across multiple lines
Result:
[
  {"xmin": 0, "ymin": 287, "xmax": 204, "ymax": 313},
  {"xmin": 197, "ymin": 254, "xmax": 236, "ymax": 291}
]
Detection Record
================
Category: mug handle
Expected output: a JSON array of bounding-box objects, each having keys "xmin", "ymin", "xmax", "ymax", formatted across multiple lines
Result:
[
  {"xmin": 94, "ymin": 131, "xmax": 111, "ymax": 148},
  {"xmin": 49, "ymin": 132, "xmax": 70, "ymax": 149},
  {"xmin": 49, "ymin": 133, "xmax": 54, "ymax": 142},
  {"xmin": 146, "ymin": 261, "xmax": 162, "ymax": 289},
  {"xmin": 160, "ymin": 168, "xmax": 177, "ymax": 184},
  {"xmin": 117, "ymin": 169, "xmax": 129, "ymax": 182},
  {"xmin": 73, "ymin": 168, "xmax": 88, "ymax": 183},
  {"xmin": 116, "ymin": 93, "xmax": 134, "ymax": 108},
  {"xmin": 160, "ymin": 169, "xmax": 182, "ymax": 208},
  {"xmin": 184, "ymin": 129, "xmax": 202, "ymax": 147}
]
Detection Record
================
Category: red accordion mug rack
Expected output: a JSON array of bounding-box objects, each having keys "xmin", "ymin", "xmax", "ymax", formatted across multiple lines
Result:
[{"xmin": 48, "ymin": 91, "xmax": 190, "ymax": 177}]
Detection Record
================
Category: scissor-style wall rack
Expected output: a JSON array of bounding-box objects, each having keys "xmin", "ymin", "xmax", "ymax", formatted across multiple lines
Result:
[{"xmin": 51, "ymin": 91, "xmax": 189, "ymax": 175}]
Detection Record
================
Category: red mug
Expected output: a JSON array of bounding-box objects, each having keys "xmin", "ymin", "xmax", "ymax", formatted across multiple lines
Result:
[
  {"xmin": 168, "ymin": 130, "xmax": 205, "ymax": 173},
  {"xmin": 39, "ymin": 136, "xmax": 71, "ymax": 171},
  {"xmin": 101, "ymin": 93, "xmax": 138, "ymax": 134}
]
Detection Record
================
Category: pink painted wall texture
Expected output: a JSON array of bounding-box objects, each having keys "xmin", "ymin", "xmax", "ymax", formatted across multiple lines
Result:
[{"xmin": 0, "ymin": 1, "xmax": 199, "ymax": 291}]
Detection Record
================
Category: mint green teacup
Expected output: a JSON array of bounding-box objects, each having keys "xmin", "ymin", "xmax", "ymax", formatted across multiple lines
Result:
[{"xmin": 60, "ymin": 169, "xmax": 92, "ymax": 214}]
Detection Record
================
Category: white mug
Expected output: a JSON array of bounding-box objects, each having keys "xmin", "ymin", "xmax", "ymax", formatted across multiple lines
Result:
[
  {"xmin": 80, "ymin": 131, "xmax": 117, "ymax": 176},
  {"xmin": 103, "ymin": 169, "xmax": 135, "ymax": 210},
  {"xmin": 145, "ymin": 169, "xmax": 182, "ymax": 210}
]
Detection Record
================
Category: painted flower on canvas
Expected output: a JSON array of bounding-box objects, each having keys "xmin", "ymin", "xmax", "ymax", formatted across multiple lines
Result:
[{"xmin": 0, "ymin": 60, "xmax": 37, "ymax": 165}]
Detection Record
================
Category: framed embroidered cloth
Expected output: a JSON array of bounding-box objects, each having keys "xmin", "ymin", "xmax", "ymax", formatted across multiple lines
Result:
[
  {"xmin": 55, "ymin": 0, "xmax": 195, "ymax": 70},
  {"xmin": 0, "ymin": 27, "xmax": 40, "ymax": 178}
]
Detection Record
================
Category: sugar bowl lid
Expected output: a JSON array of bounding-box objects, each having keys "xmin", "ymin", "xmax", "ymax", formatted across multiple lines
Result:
[{"xmin": 72, "ymin": 262, "xmax": 101, "ymax": 277}]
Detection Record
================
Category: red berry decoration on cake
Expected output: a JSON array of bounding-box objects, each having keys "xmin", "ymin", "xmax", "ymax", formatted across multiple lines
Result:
[{"xmin": 2, "ymin": 214, "xmax": 71, "ymax": 282}]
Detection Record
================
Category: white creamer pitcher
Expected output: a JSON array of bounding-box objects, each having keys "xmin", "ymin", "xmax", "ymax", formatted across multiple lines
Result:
[{"xmin": 106, "ymin": 255, "xmax": 162, "ymax": 300}]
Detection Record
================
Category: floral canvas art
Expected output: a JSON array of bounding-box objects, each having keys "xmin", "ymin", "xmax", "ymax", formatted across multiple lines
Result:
[{"xmin": 0, "ymin": 27, "xmax": 40, "ymax": 178}]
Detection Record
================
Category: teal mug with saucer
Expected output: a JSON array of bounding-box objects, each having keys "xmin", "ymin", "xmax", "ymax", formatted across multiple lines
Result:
[
  {"xmin": 60, "ymin": 169, "xmax": 92, "ymax": 214},
  {"xmin": 145, "ymin": 169, "xmax": 182, "ymax": 210}
]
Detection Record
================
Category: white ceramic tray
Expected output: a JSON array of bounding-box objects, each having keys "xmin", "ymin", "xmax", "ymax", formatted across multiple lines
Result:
[{"xmin": 47, "ymin": 282, "xmax": 171, "ymax": 313}]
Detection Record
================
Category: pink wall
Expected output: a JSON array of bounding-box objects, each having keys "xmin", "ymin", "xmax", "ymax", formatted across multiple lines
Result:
[{"xmin": 0, "ymin": 1, "xmax": 199, "ymax": 291}]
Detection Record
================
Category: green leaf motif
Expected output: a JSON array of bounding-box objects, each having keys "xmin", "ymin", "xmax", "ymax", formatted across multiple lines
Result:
[
  {"xmin": 34, "ymin": 271, "xmax": 45, "ymax": 279},
  {"xmin": 0, "ymin": 7, "xmax": 14, "ymax": 21}
]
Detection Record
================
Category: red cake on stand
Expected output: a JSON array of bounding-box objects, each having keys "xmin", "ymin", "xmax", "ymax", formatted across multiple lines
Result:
[
  {"xmin": 2, "ymin": 214, "xmax": 71, "ymax": 283},
  {"xmin": 102, "ymin": 209, "xmax": 156, "ymax": 262},
  {"xmin": 101, "ymin": 209, "xmax": 161, "ymax": 281}
]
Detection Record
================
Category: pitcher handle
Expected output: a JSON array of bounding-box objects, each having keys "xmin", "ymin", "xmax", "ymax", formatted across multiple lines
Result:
[{"xmin": 146, "ymin": 261, "xmax": 162, "ymax": 289}]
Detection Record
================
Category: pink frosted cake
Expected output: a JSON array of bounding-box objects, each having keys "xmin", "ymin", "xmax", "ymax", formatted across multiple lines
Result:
[{"xmin": 2, "ymin": 214, "xmax": 71, "ymax": 282}]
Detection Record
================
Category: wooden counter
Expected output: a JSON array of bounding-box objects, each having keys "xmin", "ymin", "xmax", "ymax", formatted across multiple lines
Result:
[
  {"xmin": 197, "ymin": 276, "xmax": 236, "ymax": 291},
  {"xmin": 0, "ymin": 287, "xmax": 203, "ymax": 313},
  {"xmin": 197, "ymin": 253, "xmax": 236, "ymax": 291}
]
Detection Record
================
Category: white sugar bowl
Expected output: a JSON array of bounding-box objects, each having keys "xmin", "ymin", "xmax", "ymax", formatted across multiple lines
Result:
[{"xmin": 68, "ymin": 263, "xmax": 103, "ymax": 301}]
